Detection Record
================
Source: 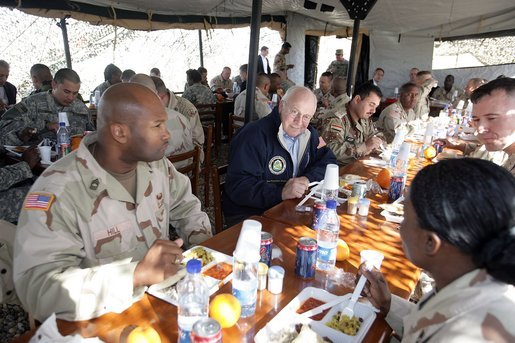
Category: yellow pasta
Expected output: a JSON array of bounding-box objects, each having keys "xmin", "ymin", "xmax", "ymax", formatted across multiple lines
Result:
[
  {"xmin": 183, "ymin": 247, "xmax": 214, "ymax": 266},
  {"xmin": 325, "ymin": 312, "xmax": 362, "ymax": 336}
]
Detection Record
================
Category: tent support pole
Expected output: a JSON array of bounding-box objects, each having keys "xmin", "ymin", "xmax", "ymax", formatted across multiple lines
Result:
[
  {"xmin": 244, "ymin": 0, "xmax": 262, "ymax": 124},
  {"xmin": 58, "ymin": 17, "xmax": 72, "ymax": 69},
  {"xmin": 346, "ymin": 18, "xmax": 360, "ymax": 96},
  {"xmin": 198, "ymin": 29, "xmax": 204, "ymax": 67}
]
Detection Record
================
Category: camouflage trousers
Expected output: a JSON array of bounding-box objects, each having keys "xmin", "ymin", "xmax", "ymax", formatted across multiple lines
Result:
[{"xmin": 0, "ymin": 184, "xmax": 31, "ymax": 223}]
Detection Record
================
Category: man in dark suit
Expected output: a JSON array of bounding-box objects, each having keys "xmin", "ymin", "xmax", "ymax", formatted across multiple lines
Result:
[
  {"xmin": 257, "ymin": 46, "xmax": 271, "ymax": 74},
  {"xmin": 0, "ymin": 60, "xmax": 17, "ymax": 113}
]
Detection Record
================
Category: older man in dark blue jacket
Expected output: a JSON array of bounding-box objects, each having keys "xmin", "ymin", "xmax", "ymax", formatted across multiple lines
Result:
[{"xmin": 223, "ymin": 86, "xmax": 337, "ymax": 226}]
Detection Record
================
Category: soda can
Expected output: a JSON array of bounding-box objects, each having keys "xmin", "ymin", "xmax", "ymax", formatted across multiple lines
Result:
[
  {"xmin": 388, "ymin": 176, "xmax": 405, "ymax": 202},
  {"xmin": 191, "ymin": 318, "xmax": 222, "ymax": 343},
  {"xmin": 312, "ymin": 200, "xmax": 327, "ymax": 230},
  {"xmin": 295, "ymin": 237, "xmax": 317, "ymax": 279},
  {"xmin": 433, "ymin": 141, "xmax": 444, "ymax": 154},
  {"xmin": 351, "ymin": 181, "xmax": 367, "ymax": 199},
  {"xmin": 260, "ymin": 232, "xmax": 273, "ymax": 267}
]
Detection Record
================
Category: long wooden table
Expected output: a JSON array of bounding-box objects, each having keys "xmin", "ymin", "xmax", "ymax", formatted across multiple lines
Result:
[
  {"xmin": 263, "ymin": 159, "xmax": 428, "ymax": 300},
  {"xmin": 15, "ymin": 216, "xmax": 395, "ymax": 343}
]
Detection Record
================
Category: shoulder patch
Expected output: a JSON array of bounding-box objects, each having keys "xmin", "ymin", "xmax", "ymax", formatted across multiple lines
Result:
[
  {"xmin": 24, "ymin": 192, "xmax": 55, "ymax": 211},
  {"xmin": 330, "ymin": 123, "xmax": 344, "ymax": 133}
]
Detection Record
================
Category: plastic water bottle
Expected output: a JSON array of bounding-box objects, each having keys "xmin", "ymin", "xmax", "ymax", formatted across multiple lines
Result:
[
  {"xmin": 57, "ymin": 121, "xmax": 71, "ymax": 159},
  {"xmin": 389, "ymin": 128, "xmax": 406, "ymax": 168},
  {"xmin": 388, "ymin": 142, "xmax": 411, "ymax": 202},
  {"xmin": 316, "ymin": 200, "xmax": 340, "ymax": 271},
  {"xmin": 177, "ymin": 259, "xmax": 209, "ymax": 343},
  {"xmin": 232, "ymin": 257, "xmax": 258, "ymax": 317}
]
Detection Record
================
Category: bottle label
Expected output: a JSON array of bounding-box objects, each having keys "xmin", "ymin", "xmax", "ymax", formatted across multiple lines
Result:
[
  {"xmin": 317, "ymin": 245, "xmax": 336, "ymax": 263},
  {"xmin": 232, "ymin": 286, "xmax": 257, "ymax": 306}
]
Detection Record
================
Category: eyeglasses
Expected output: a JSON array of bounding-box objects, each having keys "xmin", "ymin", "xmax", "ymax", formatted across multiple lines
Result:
[{"xmin": 283, "ymin": 101, "xmax": 313, "ymax": 123}]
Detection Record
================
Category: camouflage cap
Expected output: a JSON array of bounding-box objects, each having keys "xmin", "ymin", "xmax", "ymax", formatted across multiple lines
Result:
[{"xmin": 336, "ymin": 49, "xmax": 343, "ymax": 55}]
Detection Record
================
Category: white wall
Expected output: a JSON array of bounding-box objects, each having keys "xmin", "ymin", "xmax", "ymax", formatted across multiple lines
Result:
[
  {"xmin": 369, "ymin": 31, "xmax": 434, "ymax": 98},
  {"xmin": 432, "ymin": 64, "xmax": 515, "ymax": 90}
]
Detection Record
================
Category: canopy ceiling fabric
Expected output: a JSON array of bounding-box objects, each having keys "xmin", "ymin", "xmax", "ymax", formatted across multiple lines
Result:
[{"xmin": 1, "ymin": 0, "xmax": 514, "ymax": 38}]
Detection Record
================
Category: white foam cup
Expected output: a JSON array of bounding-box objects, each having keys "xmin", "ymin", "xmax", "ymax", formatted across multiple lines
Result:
[
  {"xmin": 38, "ymin": 146, "xmax": 52, "ymax": 162},
  {"xmin": 360, "ymin": 250, "xmax": 384, "ymax": 271},
  {"xmin": 323, "ymin": 164, "xmax": 339, "ymax": 191}
]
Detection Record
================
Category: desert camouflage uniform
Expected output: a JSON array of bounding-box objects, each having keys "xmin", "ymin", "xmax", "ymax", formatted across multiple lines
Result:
[
  {"xmin": 0, "ymin": 220, "xmax": 19, "ymax": 305},
  {"xmin": 313, "ymin": 93, "xmax": 349, "ymax": 132},
  {"xmin": 326, "ymin": 59, "xmax": 349, "ymax": 78},
  {"xmin": 182, "ymin": 83, "xmax": 216, "ymax": 106},
  {"xmin": 0, "ymin": 162, "xmax": 33, "ymax": 223},
  {"xmin": 313, "ymin": 88, "xmax": 332, "ymax": 106},
  {"xmin": 386, "ymin": 269, "xmax": 515, "ymax": 342},
  {"xmin": 92, "ymin": 81, "xmax": 112, "ymax": 97},
  {"xmin": 376, "ymin": 101, "xmax": 417, "ymax": 143},
  {"xmin": 13, "ymin": 133, "xmax": 212, "ymax": 321},
  {"xmin": 413, "ymin": 80, "xmax": 433, "ymax": 120},
  {"xmin": 209, "ymin": 74, "xmax": 233, "ymax": 92},
  {"xmin": 468, "ymin": 145, "xmax": 514, "ymax": 176},
  {"xmin": 273, "ymin": 52, "xmax": 288, "ymax": 73},
  {"xmin": 1, "ymin": 91, "xmax": 91, "ymax": 142},
  {"xmin": 166, "ymin": 90, "xmax": 205, "ymax": 162},
  {"xmin": 319, "ymin": 106, "xmax": 380, "ymax": 165},
  {"xmin": 432, "ymin": 85, "xmax": 462, "ymax": 103},
  {"xmin": 165, "ymin": 108, "xmax": 195, "ymax": 169},
  {"xmin": 234, "ymin": 87, "xmax": 272, "ymax": 121}
]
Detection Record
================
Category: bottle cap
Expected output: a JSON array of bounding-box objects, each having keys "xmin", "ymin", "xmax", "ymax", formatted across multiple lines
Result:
[
  {"xmin": 186, "ymin": 259, "xmax": 202, "ymax": 273},
  {"xmin": 59, "ymin": 121, "xmax": 66, "ymax": 127}
]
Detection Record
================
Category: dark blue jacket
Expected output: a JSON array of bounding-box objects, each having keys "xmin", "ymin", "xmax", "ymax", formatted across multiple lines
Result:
[{"xmin": 223, "ymin": 108, "xmax": 336, "ymax": 218}]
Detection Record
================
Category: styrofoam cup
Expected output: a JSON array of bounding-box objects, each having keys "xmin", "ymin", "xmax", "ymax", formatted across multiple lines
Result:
[
  {"xmin": 234, "ymin": 219, "xmax": 262, "ymax": 263},
  {"xmin": 323, "ymin": 164, "xmax": 339, "ymax": 190},
  {"xmin": 360, "ymin": 250, "xmax": 384, "ymax": 271},
  {"xmin": 38, "ymin": 146, "xmax": 52, "ymax": 162}
]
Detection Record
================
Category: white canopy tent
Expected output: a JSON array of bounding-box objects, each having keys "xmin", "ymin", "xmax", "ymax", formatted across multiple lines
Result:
[{"xmin": 2, "ymin": 0, "xmax": 514, "ymax": 96}]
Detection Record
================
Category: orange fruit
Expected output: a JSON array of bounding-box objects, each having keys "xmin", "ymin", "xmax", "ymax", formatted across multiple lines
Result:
[
  {"xmin": 424, "ymin": 146, "xmax": 437, "ymax": 160},
  {"xmin": 376, "ymin": 168, "xmax": 392, "ymax": 189},
  {"xmin": 210, "ymin": 293, "xmax": 241, "ymax": 328},
  {"xmin": 126, "ymin": 326, "xmax": 161, "ymax": 343},
  {"xmin": 336, "ymin": 239, "xmax": 350, "ymax": 261}
]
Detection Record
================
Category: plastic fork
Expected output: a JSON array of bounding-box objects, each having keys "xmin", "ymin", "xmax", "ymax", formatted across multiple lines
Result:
[{"xmin": 340, "ymin": 274, "xmax": 367, "ymax": 320}]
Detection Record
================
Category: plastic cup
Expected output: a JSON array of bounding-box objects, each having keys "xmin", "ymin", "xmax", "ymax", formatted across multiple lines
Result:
[
  {"xmin": 360, "ymin": 250, "xmax": 384, "ymax": 271},
  {"xmin": 58, "ymin": 112, "xmax": 70, "ymax": 126},
  {"xmin": 267, "ymin": 266, "xmax": 285, "ymax": 294},
  {"xmin": 358, "ymin": 198, "xmax": 371, "ymax": 217},
  {"xmin": 323, "ymin": 164, "xmax": 339, "ymax": 191},
  {"xmin": 38, "ymin": 146, "xmax": 52, "ymax": 163},
  {"xmin": 234, "ymin": 219, "xmax": 262, "ymax": 263}
]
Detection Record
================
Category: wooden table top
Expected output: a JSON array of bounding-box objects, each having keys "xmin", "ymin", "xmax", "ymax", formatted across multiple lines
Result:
[{"xmin": 13, "ymin": 216, "xmax": 393, "ymax": 343}]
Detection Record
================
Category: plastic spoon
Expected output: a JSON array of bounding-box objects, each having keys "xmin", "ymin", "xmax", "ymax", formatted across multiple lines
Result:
[{"xmin": 340, "ymin": 274, "xmax": 367, "ymax": 320}]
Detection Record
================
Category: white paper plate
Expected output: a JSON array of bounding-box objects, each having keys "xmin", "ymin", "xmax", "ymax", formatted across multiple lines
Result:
[
  {"xmin": 4, "ymin": 145, "xmax": 29, "ymax": 157},
  {"xmin": 147, "ymin": 246, "xmax": 233, "ymax": 306},
  {"xmin": 361, "ymin": 158, "xmax": 387, "ymax": 167},
  {"xmin": 254, "ymin": 287, "xmax": 377, "ymax": 343}
]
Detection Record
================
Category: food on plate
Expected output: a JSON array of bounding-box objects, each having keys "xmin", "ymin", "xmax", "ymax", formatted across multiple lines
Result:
[
  {"xmin": 268, "ymin": 324, "xmax": 332, "ymax": 343},
  {"xmin": 202, "ymin": 262, "xmax": 232, "ymax": 280},
  {"xmin": 336, "ymin": 239, "xmax": 350, "ymax": 262},
  {"xmin": 379, "ymin": 202, "xmax": 404, "ymax": 216},
  {"xmin": 296, "ymin": 297, "xmax": 329, "ymax": 321},
  {"xmin": 209, "ymin": 293, "xmax": 241, "ymax": 328},
  {"xmin": 13, "ymin": 146, "xmax": 27, "ymax": 153},
  {"xmin": 326, "ymin": 312, "xmax": 363, "ymax": 336},
  {"xmin": 126, "ymin": 325, "xmax": 161, "ymax": 343},
  {"xmin": 376, "ymin": 168, "xmax": 392, "ymax": 189},
  {"xmin": 183, "ymin": 246, "xmax": 214, "ymax": 266}
]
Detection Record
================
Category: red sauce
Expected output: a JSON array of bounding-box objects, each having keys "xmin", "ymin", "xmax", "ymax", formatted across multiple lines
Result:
[
  {"xmin": 296, "ymin": 297, "xmax": 329, "ymax": 321},
  {"xmin": 202, "ymin": 262, "xmax": 232, "ymax": 280}
]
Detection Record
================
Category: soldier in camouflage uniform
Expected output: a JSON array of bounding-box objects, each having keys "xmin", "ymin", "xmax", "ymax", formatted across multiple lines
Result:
[
  {"xmin": 413, "ymin": 70, "xmax": 437, "ymax": 120},
  {"xmin": 376, "ymin": 82, "xmax": 419, "ymax": 143},
  {"xmin": 273, "ymin": 42, "xmax": 294, "ymax": 75},
  {"xmin": 312, "ymin": 76, "xmax": 347, "ymax": 130},
  {"xmin": 0, "ymin": 146, "xmax": 40, "ymax": 223},
  {"xmin": 209, "ymin": 67, "xmax": 233, "ymax": 94},
  {"xmin": 28, "ymin": 63, "xmax": 53, "ymax": 96},
  {"xmin": 92, "ymin": 64, "xmax": 122, "ymax": 97},
  {"xmin": 362, "ymin": 159, "xmax": 515, "ymax": 342},
  {"xmin": 313, "ymin": 71, "xmax": 333, "ymax": 110},
  {"xmin": 319, "ymin": 83, "xmax": 384, "ymax": 165},
  {"xmin": 183, "ymin": 69, "xmax": 216, "ymax": 106},
  {"xmin": 1, "ymin": 68, "xmax": 92, "ymax": 144},
  {"xmin": 13, "ymin": 83, "xmax": 212, "ymax": 322},
  {"xmin": 153, "ymin": 77, "xmax": 205, "ymax": 159},
  {"xmin": 326, "ymin": 49, "xmax": 349, "ymax": 78}
]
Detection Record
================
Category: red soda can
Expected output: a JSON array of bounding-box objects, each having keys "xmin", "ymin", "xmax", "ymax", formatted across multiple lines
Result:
[
  {"xmin": 191, "ymin": 318, "xmax": 222, "ymax": 343},
  {"xmin": 260, "ymin": 232, "xmax": 273, "ymax": 267},
  {"xmin": 388, "ymin": 175, "xmax": 405, "ymax": 202},
  {"xmin": 312, "ymin": 200, "xmax": 327, "ymax": 230},
  {"xmin": 295, "ymin": 237, "xmax": 317, "ymax": 278}
]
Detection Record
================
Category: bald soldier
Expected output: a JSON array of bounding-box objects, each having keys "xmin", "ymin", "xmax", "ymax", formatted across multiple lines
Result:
[{"xmin": 13, "ymin": 83, "xmax": 212, "ymax": 322}]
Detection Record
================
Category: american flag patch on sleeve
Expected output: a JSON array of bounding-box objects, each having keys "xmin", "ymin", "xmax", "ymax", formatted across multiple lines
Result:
[{"xmin": 24, "ymin": 192, "xmax": 55, "ymax": 211}]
